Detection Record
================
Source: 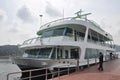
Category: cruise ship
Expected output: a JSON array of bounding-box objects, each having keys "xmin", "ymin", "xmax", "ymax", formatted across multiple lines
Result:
[{"xmin": 13, "ymin": 10, "xmax": 115, "ymax": 70}]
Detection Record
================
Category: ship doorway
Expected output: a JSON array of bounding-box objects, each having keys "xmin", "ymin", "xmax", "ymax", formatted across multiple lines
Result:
[{"xmin": 70, "ymin": 48, "xmax": 79, "ymax": 59}]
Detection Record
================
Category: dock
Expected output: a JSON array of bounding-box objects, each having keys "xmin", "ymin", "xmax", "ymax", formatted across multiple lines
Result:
[{"xmin": 49, "ymin": 59, "xmax": 120, "ymax": 80}]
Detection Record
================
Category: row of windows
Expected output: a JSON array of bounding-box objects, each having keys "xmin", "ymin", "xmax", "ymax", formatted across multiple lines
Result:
[
  {"xmin": 87, "ymin": 29, "xmax": 111, "ymax": 42},
  {"xmin": 51, "ymin": 48, "xmax": 79, "ymax": 59},
  {"xmin": 25, "ymin": 48, "xmax": 52, "ymax": 58},
  {"xmin": 24, "ymin": 47, "xmax": 79, "ymax": 59},
  {"xmin": 39, "ymin": 24, "xmax": 113, "ymax": 45},
  {"xmin": 41, "ymin": 24, "xmax": 86, "ymax": 40},
  {"xmin": 84, "ymin": 48, "xmax": 104, "ymax": 59}
]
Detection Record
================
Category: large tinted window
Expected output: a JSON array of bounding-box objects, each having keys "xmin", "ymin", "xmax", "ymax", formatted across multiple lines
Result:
[
  {"xmin": 41, "ymin": 28, "xmax": 65, "ymax": 37},
  {"xmin": 84, "ymin": 48, "xmax": 105, "ymax": 59},
  {"xmin": 38, "ymin": 48, "xmax": 52, "ymax": 58},
  {"xmin": 25, "ymin": 48, "xmax": 52, "ymax": 58},
  {"xmin": 84, "ymin": 48, "xmax": 98, "ymax": 59},
  {"xmin": 25, "ymin": 49, "xmax": 39, "ymax": 58},
  {"xmin": 42, "ymin": 30, "xmax": 54, "ymax": 37},
  {"xmin": 65, "ymin": 28, "xmax": 73, "ymax": 36},
  {"xmin": 53, "ymin": 28, "xmax": 64, "ymax": 36}
]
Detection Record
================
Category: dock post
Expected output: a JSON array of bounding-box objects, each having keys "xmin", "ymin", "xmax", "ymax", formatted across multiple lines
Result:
[
  {"xmin": 29, "ymin": 71, "xmax": 32, "ymax": 80},
  {"xmin": 68, "ymin": 65, "xmax": 70, "ymax": 75},
  {"xmin": 58, "ymin": 67, "xmax": 60, "ymax": 80},
  {"xmin": 45, "ymin": 67, "xmax": 48, "ymax": 80},
  {"xmin": 77, "ymin": 59, "xmax": 79, "ymax": 71},
  {"xmin": 87, "ymin": 58, "xmax": 90, "ymax": 67}
]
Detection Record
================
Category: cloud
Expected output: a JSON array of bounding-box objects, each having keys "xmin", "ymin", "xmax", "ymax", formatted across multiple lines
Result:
[
  {"xmin": 0, "ymin": 9, "xmax": 7, "ymax": 25},
  {"xmin": 45, "ymin": 2, "xmax": 62, "ymax": 17},
  {"xmin": 16, "ymin": 5, "xmax": 35, "ymax": 23}
]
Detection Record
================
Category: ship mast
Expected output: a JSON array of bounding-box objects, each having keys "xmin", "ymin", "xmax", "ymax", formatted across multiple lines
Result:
[{"xmin": 74, "ymin": 9, "xmax": 91, "ymax": 21}]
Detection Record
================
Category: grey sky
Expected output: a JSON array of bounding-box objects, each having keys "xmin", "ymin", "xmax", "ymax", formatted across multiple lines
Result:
[
  {"xmin": 45, "ymin": 2, "xmax": 62, "ymax": 17},
  {"xmin": 0, "ymin": 0, "xmax": 120, "ymax": 45}
]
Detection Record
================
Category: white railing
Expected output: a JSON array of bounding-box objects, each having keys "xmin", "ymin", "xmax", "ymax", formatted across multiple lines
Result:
[
  {"xmin": 6, "ymin": 58, "xmax": 101, "ymax": 80},
  {"xmin": 23, "ymin": 37, "xmax": 42, "ymax": 45}
]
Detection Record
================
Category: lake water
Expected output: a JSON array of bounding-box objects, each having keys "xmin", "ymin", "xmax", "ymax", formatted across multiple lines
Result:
[{"xmin": 0, "ymin": 58, "xmax": 21, "ymax": 80}]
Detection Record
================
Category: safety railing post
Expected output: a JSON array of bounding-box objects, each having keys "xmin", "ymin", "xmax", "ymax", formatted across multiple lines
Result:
[
  {"xmin": 68, "ymin": 65, "xmax": 69, "ymax": 75},
  {"xmin": 45, "ymin": 67, "xmax": 48, "ymax": 80},
  {"xmin": 87, "ymin": 58, "xmax": 90, "ymax": 67},
  {"xmin": 58, "ymin": 67, "xmax": 60, "ymax": 80},
  {"xmin": 29, "ymin": 71, "xmax": 32, "ymax": 80},
  {"xmin": 7, "ymin": 74, "xmax": 9, "ymax": 80},
  {"xmin": 52, "ymin": 71, "xmax": 54, "ymax": 80},
  {"xmin": 77, "ymin": 59, "xmax": 79, "ymax": 71}
]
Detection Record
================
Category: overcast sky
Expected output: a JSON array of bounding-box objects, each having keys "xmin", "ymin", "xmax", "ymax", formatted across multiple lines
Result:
[{"xmin": 0, "ymin": 0, "xmax": 120, "ymax": 45}]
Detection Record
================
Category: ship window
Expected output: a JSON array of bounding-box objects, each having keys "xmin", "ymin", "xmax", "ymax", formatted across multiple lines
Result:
[
  {"xmin": 65, "ymin": 50, "xmax": 69, "ymax": 59},
  {"xmin": 84, "ymin": 48, "xmax": 98, "ymax": 59},
  {"xmin": 70, "ymin": 48, "xmax": 79, "ymax": 59},
  {"xmin": 57, "ymin": 48, "xmax": 63, "ymax": 59},
  {"xmin": 42, "ymin": 30, "xmax": 53, "ymax": 37},
  {"xmin": 25, "ymin": 48, "xmax": 52, "ymax": 58},
  {"xmin": 51, "ymin": 48, "xmax": 56, "ymax": 59},
  {"xmin": 38, "ymin": 48, "xmax": 52, "ymax": 58},
  {"xmin": 53, "ymin": 28, "xmax": 64, "ymax": 36},
  {"xmin": 42, "ymin": 28, "xmax": 65, "ymax": 37},
  {"xmin": 25, "ymin": 49, "xmax": 39, "ymax": 58},
  {"xmin": 78, "ymin": 32, "xmax": 85, "ymax": 37},
  {"xmin": 65, "ymin": 28, "xmax": 73, "ymax": 36},
  {"xmin": 87, "ymin": 29, "xmax": 100, "ymax": 42}
]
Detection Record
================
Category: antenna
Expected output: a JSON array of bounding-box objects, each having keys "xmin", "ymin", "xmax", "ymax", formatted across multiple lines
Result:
[
  {"xmin": 75, "ymin": 9, "xmax": 84, "ymax": 18},
  {"xmin": 74, "ymin": 9, "xmax": 91, "ymax": 20},
  {"xmin": 81, "ymin": 13, "xmax": 91, "ymax": 20},
  {"xmin": 39, "ymin": 14, "xmax": 43, "ymax": 27}
]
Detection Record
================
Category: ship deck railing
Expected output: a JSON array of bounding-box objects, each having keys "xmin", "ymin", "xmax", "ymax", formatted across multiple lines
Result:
[
  {"xmin": 40, "ymin": 17, "xmax": 87, "ymax": 29},
  {"xmin": 22, "ymin": 36, "xmax": 114, "ymax": 49},
  {"xmin": 6, "ymin": 56, "xmax": 119, "ymax": 80},
  {"xmin": 6, "ymin": 58, "xmax": 97, "ymax": 80},
  {"xmin": 6, "ymin": 64, "xmax": 78, "ymax": 80}
]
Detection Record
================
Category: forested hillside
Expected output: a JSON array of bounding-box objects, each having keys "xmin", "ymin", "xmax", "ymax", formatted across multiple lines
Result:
[{"xmin": 0, "ymin": 45, "xmax": 23, "ymax": 56}]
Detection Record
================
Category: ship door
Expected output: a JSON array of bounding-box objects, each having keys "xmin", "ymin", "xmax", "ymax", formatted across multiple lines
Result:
[{"xmin": 70, "ymin": 48, "xmax": 79, "ymax": 59}]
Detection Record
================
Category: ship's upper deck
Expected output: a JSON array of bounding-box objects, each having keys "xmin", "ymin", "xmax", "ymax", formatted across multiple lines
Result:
[
  {"xmin": 37, "ymin": 17, "xmax": 113, "ymax": 40},
  {"xmin": 20, "ymin": 11, "xmax": 114, "ymax": 49}
]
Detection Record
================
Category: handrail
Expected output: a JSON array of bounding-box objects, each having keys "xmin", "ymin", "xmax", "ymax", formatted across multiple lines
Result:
[
  {"xmin": 21, "ymin": 36, "xmax": 114, "ymax": 49},
  {"xmin": 6, "ymin": 57, "xmax": 119, "ymax": 80},
  {"xmin": 6, "ymin": 64, "xmax": 77, "ymax": 80},
  {"xmin": 23, "ymin": 37, "xmax": 42, "ymax": 45},
  {"xmin": 40, "ymin": 17, "xmax": 74, "ymax": 28},
  {"xmin": 6, "ymin": 58, "xmax": 97, "ymax": 80}
]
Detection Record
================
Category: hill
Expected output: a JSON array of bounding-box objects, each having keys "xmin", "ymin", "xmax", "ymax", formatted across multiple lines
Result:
[{"xmin": 0, "ymin": 45, "xmax": 23, "ymax": 56}]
